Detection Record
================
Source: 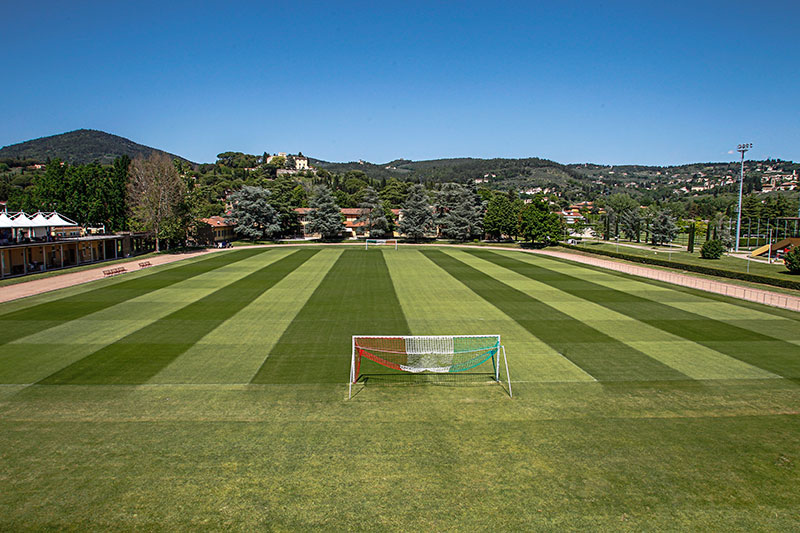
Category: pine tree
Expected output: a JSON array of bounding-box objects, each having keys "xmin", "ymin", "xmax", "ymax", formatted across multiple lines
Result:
[
  {"xmin": 620, "ymin": 208, "xmax": 642, "ymax": 242},
  {"xmin": 227, "ymin": 186, "xmax": 281, "ymax": 241},
  {"xmin": 306, "ymin": 186, "xmax": 344, "ymax": 240},
  {"xmin": 357, "ymin": 186, "xmax": 389, "ymax": 238},
  {"xmin": 650, "ymin": 209, "xmax": 678, "ymax": 245},
  {"xmin": 399, "ymin": 184, "xmax": 434, "ymax": 241},
  {"xmin": 435, "ymin": 183, "xmax": 484, "ymax": 241}
]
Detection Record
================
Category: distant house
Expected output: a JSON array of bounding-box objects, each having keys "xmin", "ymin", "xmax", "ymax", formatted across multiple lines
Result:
[
  {"xmin": 265, "ymin": 152, "xmax": 312, "ymax": 171},
  {"xmin": 560, "ymin": 208, "xmax": 584, "ymax": 225},
  {"xmin": 197, "ymin": 216, "xmax": 235, "ymax": 244},
  {"xmin": 294, "ymin": 207, "xmax": 402, "ymax": 238}
]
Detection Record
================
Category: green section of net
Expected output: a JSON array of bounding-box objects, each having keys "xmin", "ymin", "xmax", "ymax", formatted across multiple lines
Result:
[{"xmin": 449, "ymin": 336, "xmax": 500, "ymax": 373}]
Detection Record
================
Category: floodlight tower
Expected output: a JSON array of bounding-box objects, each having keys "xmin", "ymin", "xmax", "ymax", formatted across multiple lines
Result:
[{"xmin": 734, "ymin": 143, "xmax": 752, "ymax": 252}]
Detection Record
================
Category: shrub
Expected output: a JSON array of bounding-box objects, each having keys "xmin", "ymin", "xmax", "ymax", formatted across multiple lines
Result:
[
  {"xmin": 700, "ymin": 239, "xmax": 725, "ymax": 259},
  {"xmin": 785, "ymin": 246, "xmax": 800, "ymax": 274}
]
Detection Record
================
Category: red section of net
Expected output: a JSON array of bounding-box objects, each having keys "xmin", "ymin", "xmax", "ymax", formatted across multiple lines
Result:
[
  {"xmin": 356, "ymin": 337, "xmax": 407, "ymax": 353},
  {"xmin": 359, "ymin": 348, "xmax": 403, "ymax": 371}
]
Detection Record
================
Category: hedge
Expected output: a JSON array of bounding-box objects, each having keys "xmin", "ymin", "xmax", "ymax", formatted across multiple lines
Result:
[{"xmin": 558, "ymin": 242, "xmax": 800, "ymax": 291}]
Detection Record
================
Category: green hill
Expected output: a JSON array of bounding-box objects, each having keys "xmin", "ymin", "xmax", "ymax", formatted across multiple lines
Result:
[
  {"xmin": 309, "ymin": 156, "xmax": 579, "ymax": 184},
  {"xmin": 0, "ymin": 129, "xmax": 192, "ymax": 165}
]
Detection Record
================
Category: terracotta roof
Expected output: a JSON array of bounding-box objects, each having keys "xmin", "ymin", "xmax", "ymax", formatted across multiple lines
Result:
[{"xmin": 200, "ymin": 216, "xmax": 234, "ymax": 228}]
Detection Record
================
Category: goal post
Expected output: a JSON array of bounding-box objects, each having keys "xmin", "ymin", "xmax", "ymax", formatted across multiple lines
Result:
[
  {"xmin": 349, "ymin": 335, "xmax": 511, "ymax": 398},
  {"xmin": 365, "ymin": 239, "xmax": 398, "ymax": 250}
]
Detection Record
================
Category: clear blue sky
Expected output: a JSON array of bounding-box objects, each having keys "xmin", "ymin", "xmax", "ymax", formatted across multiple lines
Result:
[{"xmin": 2, "ymin": 1, "xmax": 798, "ymax": 165}]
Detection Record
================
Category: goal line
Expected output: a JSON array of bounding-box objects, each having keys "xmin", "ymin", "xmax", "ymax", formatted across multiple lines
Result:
[{"xmin": 349, "ymin": 335, "xmax": 511, "ymax": 398}]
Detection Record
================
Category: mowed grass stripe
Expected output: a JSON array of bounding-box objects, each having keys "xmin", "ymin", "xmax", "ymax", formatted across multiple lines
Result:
[
  {"xmin": 0, "ymin": 249, "xmax": 263, "ymax": 345},
  {"xmin": 38, "ymin": 249, "xmax": 319, "ymax": 384},
  {"xmin": 454, "ymin": 250, "xmax": 773, "ymax": 380},
  {"xmin": 0, "ymin": 250, "xmax": 289, "ymax": 385},
  {"xmin": 252, "ymin": 249, "xmax": 410, "ymax": 384},
  {"xmin": 422, "ymin": 249, "xmax": 689, "ymax": 382},
  {"xmin": 527, "ymin": 253, "xmax": 800, "ymax": 339},
  {"xmin": 150, "ymin": 249, "xmax": 343, "ymax": 384},
  {"xmin": 384, "ymin": 249, "xmax": 595, "ymax": 383},
  {"xmin": 477, "ymin": 249, "xmax": 800, "ymax": 380}
]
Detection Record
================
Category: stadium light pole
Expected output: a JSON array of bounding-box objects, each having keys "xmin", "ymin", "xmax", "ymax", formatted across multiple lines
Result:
[{"xmin": 734, "ymin": 143, "xmax": 752, "ymax": 252}]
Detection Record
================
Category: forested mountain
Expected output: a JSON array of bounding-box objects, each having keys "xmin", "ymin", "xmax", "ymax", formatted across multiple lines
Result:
[
  {"xmin": 310, "ymin": 156, "xmax": 578, "ymax": 184},
  {"xmin": 0, "ymin": 129, "xmax": 192, "ymax": 165}
]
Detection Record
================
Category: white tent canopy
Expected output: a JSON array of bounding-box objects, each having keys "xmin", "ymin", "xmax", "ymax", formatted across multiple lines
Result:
[
  {"xmin": 0, "ymin": 211, "xmax": 78, "ymax": 230},
  {"xmin": 28, "ymin": 212, "xmax": 53, "ymax": 228},
  {"xmin": 0, "ymin": 212, "xmax": 15, "ymax": 228},
  {"xmin": 43, "ymin": 212, "xmax": 78, "ymax": 226},
  {"xmin": 9, "ymin": 213, "xmax": 33, "ymax": 228}
]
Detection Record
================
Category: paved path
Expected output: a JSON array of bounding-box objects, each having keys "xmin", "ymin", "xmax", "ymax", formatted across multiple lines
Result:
[
  {"xmin": 1, "ymin": 243, "xmax": 798, "ymax": 313},
  {"xmin": 0, "ymin": 249, "xmax": 219, "ymax": 304}
]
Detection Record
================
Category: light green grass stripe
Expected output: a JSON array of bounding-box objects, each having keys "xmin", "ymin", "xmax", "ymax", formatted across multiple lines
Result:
[
  {"xmin": 0, "ymin": 250, "xmax": 282, "ymax": 384},
  {"xmin": 508, "ymin": 251, "xmax": 800, "ymax": 343},
  {"xmin": 449, "ymin": 250, "xmax": 773, "ymax": 380},
  {"xmin": 385, "ymin": 249, "xmax": 594, "ymax": 383},
  {"xmin": 150, "ymin": 248, "xmax": 343, "ymax": 384}
]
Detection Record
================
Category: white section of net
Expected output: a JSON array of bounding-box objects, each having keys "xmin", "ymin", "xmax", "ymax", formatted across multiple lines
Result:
[
  {"xmin": 398, "ymin": 351, "xmax": 461, "ymax": 373},
  {"xmin": 354, "ymin": 335, "xmax": 499, "ymax": 373},
  {"xmin": 404, "ymin": 336, "xmax": 455, "ymax": 355}
]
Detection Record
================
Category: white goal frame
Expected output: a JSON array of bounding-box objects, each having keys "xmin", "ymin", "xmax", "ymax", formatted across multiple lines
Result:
[
  {"xmin": 365, "ymin": 239, "xmax": 398, "ymax": 250},
  {"xmin": 349, "ymin": 334, "xmax": 512, "ymax": 399}
]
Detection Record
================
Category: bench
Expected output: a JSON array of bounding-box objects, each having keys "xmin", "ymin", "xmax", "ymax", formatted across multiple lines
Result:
[
  {"xmin": 138, "ymin": 261, "xmax": 152, "ymax": 268},
  {"xmin": 102, "ymin": 266, "xmax": 127, "ymax": 277}
]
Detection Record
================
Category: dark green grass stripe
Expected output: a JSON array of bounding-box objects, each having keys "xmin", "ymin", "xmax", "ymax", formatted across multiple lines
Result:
[
  {"xmin": 252, "ymin": 249, "xmax": 411, "ymax": 384},
  {"xmin": 422, "ymin": 249, "xmax": 689, "ymax": 382},
  {"xmin": 468, "ymin": 249, "xmax": 800, "ymax": 379},
  {"xmin": 38, "ymin": 249, "xmax": 318, "ymax": 384},
  {"xmin": 0, "ymin": 249, "xmax": 266, "ymax": 345}
]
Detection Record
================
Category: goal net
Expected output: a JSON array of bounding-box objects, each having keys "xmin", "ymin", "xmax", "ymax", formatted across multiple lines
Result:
[
  {"xmin": 349, "ymin": 335, "xmax": 511, "ymax": 398},
  {"xmin": 365, "ymin": 239, "xmax": 398, "ymax": 249}
]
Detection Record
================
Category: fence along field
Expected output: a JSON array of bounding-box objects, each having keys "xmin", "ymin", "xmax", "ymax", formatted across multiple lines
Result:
[{"xmin": 0, "ymin": 246, "xmax": 799, "ymax": 530}]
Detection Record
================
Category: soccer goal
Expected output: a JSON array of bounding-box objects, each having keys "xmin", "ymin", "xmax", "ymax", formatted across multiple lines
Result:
[
  {"xmin": 365, "ymin": 239, "xmax": 398, "ymax": 250},
  {"xmin": 349, "ymin": 335, "xmax": 511, "ymax": 398}
]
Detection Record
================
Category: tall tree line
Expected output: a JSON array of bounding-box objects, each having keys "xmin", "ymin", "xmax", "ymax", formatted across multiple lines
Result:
[{"xmin": 11, "ymin": 157, "xmax": 129, "ymax": 230}]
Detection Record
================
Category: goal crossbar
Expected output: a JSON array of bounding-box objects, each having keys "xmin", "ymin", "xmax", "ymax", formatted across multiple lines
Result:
[
  {"xmin": 365, "ymin": 239, "xmax": 398, "ymax": 249},
  {"xmin": 349, "ymin": 335, "xmax": 511, "ymax": 398}
]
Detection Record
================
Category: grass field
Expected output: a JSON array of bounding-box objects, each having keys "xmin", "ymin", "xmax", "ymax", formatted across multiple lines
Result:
[
  {"xmin": 1, "ymin": 245, "xmax": 799, "ymax": 530},
  {"xmin": 577, "ymin": 239, "xmax": 795, "ymax": 278}
]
